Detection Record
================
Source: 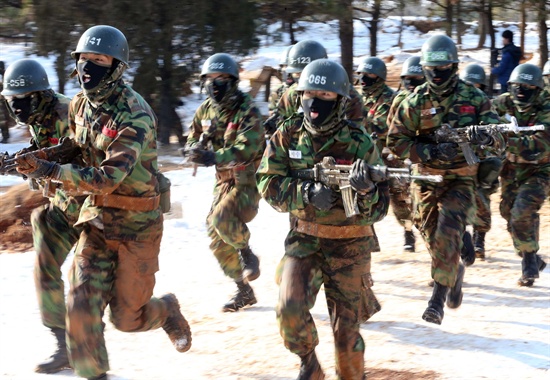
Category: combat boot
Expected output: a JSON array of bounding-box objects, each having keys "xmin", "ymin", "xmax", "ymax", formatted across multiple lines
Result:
[
  {"xmin": 297, "ymin": 350, "xmax": 325, "ymax": 380},
  {"xmin": 403, "ymin": 230, "xmax": 415, "ymax": 252},
  {"xmin": 88, "ymin": 374, "xmax": 108, "ymax": 380},
  {"xmin": 161, "ymin": 293, "xmax": 192, "ymax": 353},
  {"xmin": 518, "ymin": 252, "xmax": 539, "ymax": 287},
  {"xmin": 473, "ymin": 231, "xmax": 486, "ymax": 260},
  {"xmin": 240, "ymin": 246, "xmax": 260, "ymax": 282},
  {"xmin": 422, "ymin": 282, "xmax": 449, "ymax": 325},
  {"xmin": 537, "ymin": 254, "xmax": 547, "ymax": 272},
  {"xmin": 460, "ymin": 231, "xmax": 476, "ymax": 267},
  {"xmin": 446, "ymin": 263, "xmax": 465, "ymax": 309},
  {"xmin": 223, "ymin": 280, "xmax": 257, "ymax": 312},
  {"xmin": 35, "ymin": 328, "xmax": 71, "ymax": 373}
]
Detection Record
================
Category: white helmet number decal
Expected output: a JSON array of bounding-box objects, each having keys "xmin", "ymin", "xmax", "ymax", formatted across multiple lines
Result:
[
  {"xmin": 307, "ymin": 75, "xmax": 327, "ymax": 85},
  {"xmin": 209, "ymin": 62, "xmax": 225, "ymax": 70},
  {"xmin": 84, "ymin": 36, "xmax": 102, "ymax": 46}
]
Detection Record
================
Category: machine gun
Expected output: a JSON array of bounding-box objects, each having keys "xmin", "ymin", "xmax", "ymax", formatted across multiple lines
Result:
[
  {"xmin": 488, "ymin": 47, "xmax": 501, "ymax": 97},
  {"xmin": 433, "ymin": 116, "xmax": 545, "ymax": 165},
  {"xmin": 292, "ymin": 156, "xmax": 443, "ymax": 218},
  {"xmin": 0, "ymin": 137, "xmax": 80, "ymax": 176}
]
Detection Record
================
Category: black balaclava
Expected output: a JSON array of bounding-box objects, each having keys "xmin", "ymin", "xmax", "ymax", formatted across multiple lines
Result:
[
  {"xmin": 510, "ymin": 84, "xmax": 540, "ymax": 111},
  {"xmin": 424, "ymin": 64, "xmax": 458, "ymax": 96},
  {"xmin": 77, "ymin": 60, "xmax": 111, "ymax": 91},
  {"xmin": 205, "ymin": 77, "xmax": 239, "ymax": 108},
  {"xmin": 402, "ymin": 77, "xmax": 425, "ymax": 92},
  {"xmin": 302, "ymin": 97, "xmax": 336, "ymax": 128},
  {"xmin": 7, "ymin": 96, "xmax": 33, "ymax": 124}
]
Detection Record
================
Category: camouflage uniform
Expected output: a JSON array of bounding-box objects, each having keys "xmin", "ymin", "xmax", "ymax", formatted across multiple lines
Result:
[
  {"xmin": 267, "ymin": 82, "xmax": 292, "ymax": 116},
  {"xmin": 53, "ymin": 83, "xmax": 167, "ymax": 378},
  {"xmin": 492, "ymin": 93, "xmax": 550, "ymax": 259},
  {"xmin": 27, "ymin": 92, "xmax": 84, "ymax": 331},
  {"xmin": 388, "ymin": 79, "xmax": 504, "ymax": 287},
  {"xmin": 0, "ymin": 84, "xmax": 13, "ymax": 143},
  {"xmin": 257, "ymin": 114, "xmax": 389, "ymax": 379},
  {"xmin": 187, "ymin": 91, "xmax": 265, "ymax": 280}
]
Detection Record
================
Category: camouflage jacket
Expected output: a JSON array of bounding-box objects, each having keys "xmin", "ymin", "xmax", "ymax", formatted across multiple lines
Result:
[
  {"xmin": 256, "ymin": 117, "xmax": 389, "ymax": 226},
  {"xmin": 360, "ymin": 82, "xmax": 395, "ymax": 151},
  {"xmin": 277, "ymin": 83, "xmax": 364, "ymax": 124},
  {"xmin": 268, "ymin": 82, "xmax": 291, "ymax": 114},
  {"xmin": 56, "ymin": 81, "xmax": 162, "ymax": 241},
  {"xmin": 387, "ymin": 79, "xmax": 505, "ymax": 170},
  {"xmin": 386, "ymin": 89, "xmax": 411, "ymax": 128},
  {"xmin": 187, "ymin": 91, "xmax": 266, "ymax": 187},
  {"xmin": 492, "ymin": 92, "xmax": 550, "ymax": 171},
  {"xmin": 28, "ymin": 92, "xmax": 72, "ymax": 148}
]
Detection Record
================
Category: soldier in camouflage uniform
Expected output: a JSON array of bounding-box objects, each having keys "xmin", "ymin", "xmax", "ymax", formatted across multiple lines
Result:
[
  {"xmin": 257, "ymin": 59, "xmax": 390, "ymax": 380},
  {"xmin": 386, "ymin": 56, "xmax": 425, "ymax": 252},
  {"xmin": 0, "ymin": 61, "xmax": 15, "ymax": 144},
  {"xmin": 15, "ymin": 26, "xmax": 191, "ymax": 380},
  {"xmin": 264, "ymin": 44, "xmax": 294, "ymax": 136},
  {"xmin": 491, "ymin": 63, "xmax": 549, "ymax": 286},
  {"xmin": 388, "ymin": 35, "xmax": 505, "ymax": 325},
  {"xmin": 185, "ymin": 52, "xmax": 265, "ymax": 312},
  {"xmin": 459, "ymin": 63, "xmax": 502, "ymax": 260},
  {"xmin": 1, "ymin": 58, "xmax": 82, "ymax": 374},
  {"xmin": 276, "ymin": 40, "xmax": 364, "ymax": 125}
]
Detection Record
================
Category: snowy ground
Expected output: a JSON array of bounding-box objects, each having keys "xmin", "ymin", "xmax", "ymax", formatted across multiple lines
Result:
[{"xmin": 0, "ymin": 17, "xmax": 549, "ymax": 380}]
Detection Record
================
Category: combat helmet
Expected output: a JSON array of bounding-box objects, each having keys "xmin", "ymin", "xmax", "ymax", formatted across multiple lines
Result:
[
  {"xmin": 401, "ymin": 56, "xmax": 424, "ymax": 78},
  {"xmin": 356, "ymin": 57, "xmax": 387, "ymax": 80},
  {"xmin": 71, "ymin": 25, "xmax": 129, "ymax": 65},
  {"xmin": 285, "ymin": 40, "xmax": 327, "ymax": 74},
  {"xmin": 200, "ymin": 53, "xmax": 239, "ymax": 80},
  {"xmin": 297, "ymin": 59, "xmax": 350, "ymax": 98},
  {"xmin": 279, "ymin": 45, "xmax": 294, "ymax": 67},
  {"xmin": 459, "ymin": 63, "xmax": 486, "ymax": 86},
  {"xmin": 508, "ymin": 63, "xmax": 544, "ymax": 89},
  {"xmin": 420, "ymin": 35, "xmax": 459, "ymax": 66},
  {"xmin": 1, "ymin": 59, "xmax": 51, "ymax": 96}
]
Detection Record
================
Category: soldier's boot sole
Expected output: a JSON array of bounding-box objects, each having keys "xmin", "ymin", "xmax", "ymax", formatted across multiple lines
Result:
[
  {"xmin": 35, "ymin": 354, "xmax": 71, "ymax": 374},
  {"xmin": 161, "ymin": 293, "xmax": 192, "ymax": 353}
]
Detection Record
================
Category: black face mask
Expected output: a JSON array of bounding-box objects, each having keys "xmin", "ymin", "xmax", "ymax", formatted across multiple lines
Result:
[
  {"xmin": 302, "ymin": 97, "xmax": 336, "ymax": 127},
  {"xmin": 284, "ymin": 73, "xmax": 295, "ymax": 86},
  {"xmin": 77, "ymin": 60, "xmax": 111, "ymax": 90},
  {"xmin": 402, "ymin": 77, "xmax": 425, "ymax": 91},
  {"xmin": 361, "ymin": 75, "xmax": 378, "ymax": 88},
  {"xmin": 511, "ymin": 84, "xmax": 538, "ymax": 107},
  {"xmin": 206, "ymin": 78, "xmax": 232, "ymax": 103},
  {"xmin": 425, "ymin": 67, "xmax": 454, "ymax": 87},
  {"xmin": 7, "ymin": 96, "xmax": 33, "ymax": 124}
]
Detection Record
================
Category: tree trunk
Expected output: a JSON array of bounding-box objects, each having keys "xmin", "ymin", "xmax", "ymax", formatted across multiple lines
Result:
[
  {"xmin": 338, "ymin": 0, "xmax": 354, "ymax": 81},
  {"xmin": 536, "ymin": 0, "xmax": 548, "ymax": 66},
  {"xmin": 445, "ymin": 0, "xmax": 453, "ymax": 37},
  {"xmin": 520, "ymin": 0, "xmax": 526, "ymax": 60},
  {"xmin": 369, "ymin": 0, "xmax": 381, "ymax": 57}
]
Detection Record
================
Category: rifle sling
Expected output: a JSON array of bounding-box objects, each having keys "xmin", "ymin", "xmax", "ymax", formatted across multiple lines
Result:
[
  {"xmin": 293, "ymin": 218, "xmax": 373, "ymax": 239},
  {"xmin": 90, "ymin": 194, "xmax": 160, "ymax": 211}
]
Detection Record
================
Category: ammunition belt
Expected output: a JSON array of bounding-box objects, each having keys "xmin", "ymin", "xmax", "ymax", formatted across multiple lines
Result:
[
  {"xmin": 506, "ymin": 152, "xmax": 550, "ymax": 165},
  {"xmin": 90, "ymin": 194, "xmax": 160, "ymax": 211},
  {"xmin": 293, "ymin": 219, "xmax": 374, "ymax": 239}
]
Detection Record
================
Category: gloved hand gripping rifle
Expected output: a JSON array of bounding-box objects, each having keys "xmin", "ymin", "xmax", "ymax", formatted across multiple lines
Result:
[
  {"xmin": 292, "ymin": 156, "xmax": 443, "ymax": 218},
  {"xmin": 433, "ymin": 116, "xmax": 545, "ymax": 165},
  {"xmin": 0, "ymin": 137, "xmax": 80, "ymax": 175}
]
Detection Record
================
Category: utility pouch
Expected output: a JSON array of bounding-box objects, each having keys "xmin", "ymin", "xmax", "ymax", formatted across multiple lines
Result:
[{"xmin": 157, "ymin": 172, "xmax": 171, "ymax": 213}]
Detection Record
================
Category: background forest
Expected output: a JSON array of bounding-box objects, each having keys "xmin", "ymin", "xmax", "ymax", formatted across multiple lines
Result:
[{"xmin": 0, "ymin": 0, "xmax": 548, "ymax": 144}]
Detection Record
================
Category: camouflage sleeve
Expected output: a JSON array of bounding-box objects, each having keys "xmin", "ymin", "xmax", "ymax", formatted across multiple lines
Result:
[
  {"xmin": 56, "ymin": 111, "xmax": 155, "ymax": 196},
  {"xmin": 506, "ymin": 103, "xmax": 550, "ymax": 159},
  {"xmin": 186, "ymin": 102, "xmax": 208, "ymax": 147},
  {"xmin": 215, "ymin": 105, "xmax": 265, "ymax": 168},
  {"xmin": 346, "ymin": 87, "xmax": 365, "ymax": 123},
  {"xmin": 476, "ymin": 94, "xmax": 505, "ymax": 155},
  {"xmin": 268, "ymin": 85, "xmax": 283, "ymax": 114}
]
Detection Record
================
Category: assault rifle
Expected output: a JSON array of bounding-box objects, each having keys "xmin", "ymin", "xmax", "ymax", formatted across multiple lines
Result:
[
  {"xmin": 292, "ymin": 156, "xmax": 443, "ymax": 218},
  {"xmin": 0, "ymin": 137, "xmax": 80, "ymax": 176},
  {"xmin": 179, "ymin": 121, "xmax": 216, "ymax": 176},
  {"xmin": 433, "ymin": 116, "xmax": 545, "ymax": 166}
]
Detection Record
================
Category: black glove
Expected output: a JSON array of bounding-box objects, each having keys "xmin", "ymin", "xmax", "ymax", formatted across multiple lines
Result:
[
  {"xmin": 467, "ymin": 126, "xmax": 493, "ymax": 145},
  {"xmin": 15, "ymin": 154, "xmax": 59, "ymax": 179},
  {"xmin": 303, "ymin": 182, "xmax": 338, "ymax": 211},
  {"xmin": 431, "ymin": 142, "xmax": 459, "ymax": 161},
  {"xmin": 187, "ymin": 148, "xmax": 216, "ymax": 167},
  {"xmin": 263, "ymin": 114, "xmax": 278, "ymax": 136},
  {"xmin": 349, "ymin": 159, "xmax": 376, "ymax": 194}
]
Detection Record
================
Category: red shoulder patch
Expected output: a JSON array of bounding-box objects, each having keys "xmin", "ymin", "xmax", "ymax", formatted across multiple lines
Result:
[
  {"xmin": 48, "ymin": 137, "xmax": 59, "ymax": 145},
  {"xmin": 336, "ymin": 159, "xmax": 353, "ymax": 165},
  {"xmin": 460, "ymin": 106, "xmax": 476, "ymax": 114},
  {"xmin": 102, "ymin": 126, "xmax": 118, "ymax": 138}
]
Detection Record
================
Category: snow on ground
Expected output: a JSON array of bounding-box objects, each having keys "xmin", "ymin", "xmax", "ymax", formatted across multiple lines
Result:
[{"xmin": 1, "ymin": 18, "xmax": 549, "ymax": 380}]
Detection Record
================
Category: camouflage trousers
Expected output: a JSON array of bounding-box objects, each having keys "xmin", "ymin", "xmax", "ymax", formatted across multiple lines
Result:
[
  {"xmin": 499, "ymin": 165, "xmax": 549, "ymax": 255},
  {"xmin": 31, "ymin": 203, "xmax": 80, "ymax": 329},
  {"xmin": 385, "ymin": 156, "xmax": 413, "ymax": 229},
  {"xmin": 472, "ymin": 181, "xmax": 499, "ymax": 233},
  {"xmin": 207, "ymin": 182, "xmax": 260, "ymax": 280},
  {"xmin": 411, "ymin": 178, "xmax": 476, "ymax": 287},
  {"xmin": 277, "ymin": 230, "xmax": 375, "ymax": 380},
  {"xmin": 66, "ymin": 224, "xmax": 168, "ymax": 379}
]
